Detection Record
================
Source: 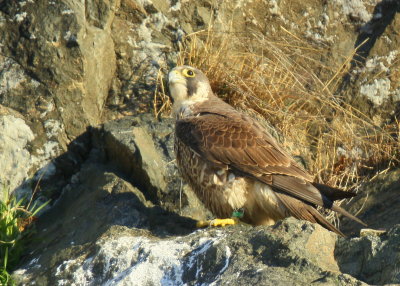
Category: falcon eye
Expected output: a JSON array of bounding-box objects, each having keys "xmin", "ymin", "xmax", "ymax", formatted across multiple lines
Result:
[{"xmin": 183, "ymin": 69, "xmax": 195, "ymax": 77}]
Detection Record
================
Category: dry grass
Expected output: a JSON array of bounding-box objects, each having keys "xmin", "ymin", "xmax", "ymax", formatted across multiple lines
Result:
[{"xmin": 153, "ymin": 23, "xmax": 400, "ymax": 194}]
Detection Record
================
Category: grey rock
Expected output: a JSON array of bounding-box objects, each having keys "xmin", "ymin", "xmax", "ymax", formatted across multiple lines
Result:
[
  {"xmin": 337, "ymin": 0, "xmax": 400, "ymax": 119},
  {"xmin": 336, "ymin": 169, "xmax": 400, "ymax": 284},
  {"xmin": 0, "ymin": 0, "xmax": 116, "ymax": 138},
  {"xmin": 0, "ymin": 0, "xmax": 117, "ymax": 198},
  {"xmin": 0, "ymin": 108, "xmax": 34, "ymax": 197},
  {"xmin": 92, "ymin": 114, "xmax": 212, "ymax": 219},
  {"xmin": 341, "ymin": 169, "xmax": 400, "ymax": 235},
  {"xmin": 15, "ymin": 207, "xmax": 399, "ymax": 285},
  {"xmin": 12, "ymin": 161, "xmax": 197, "ymax": 285},
  {"xmin": 13, "ymin": 169, "xmax": 368, "ymax": 286},
  {"xmin": 98, "ymin": 116, "xmax": 168, "ymax": 204},
  {"xmin": 335, "ymin": 225, "xmax": 400, "ymax": 284}
]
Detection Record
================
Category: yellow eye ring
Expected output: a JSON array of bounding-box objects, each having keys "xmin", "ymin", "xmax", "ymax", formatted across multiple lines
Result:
[{"xmin": 183, "ymin": 69, "xmax": 195, "ymax": 77}]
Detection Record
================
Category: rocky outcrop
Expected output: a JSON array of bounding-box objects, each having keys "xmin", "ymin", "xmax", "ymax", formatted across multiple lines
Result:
[
  {"xmin": 12, "ymin": 155, "xmax": 400, "ymax": 285},
  {"xmin": 0, "ymin": 0, "xmax": 117, "ymax": 196},
  {"xmin": 338, "ymin": 0, "xmax": 400, "ymax": 119},
  {"xmin": 11, "ymin": 115, "xmax": 400, "ymax": 285},
  {"xmin": 91, "ymin": 115, "xmax": 211, "ymax": 218},
  {"xmin": 1, "ymin": 0, "xmax": 399, "ymax": 285}
]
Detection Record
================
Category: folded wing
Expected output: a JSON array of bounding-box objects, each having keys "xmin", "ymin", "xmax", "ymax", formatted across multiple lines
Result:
[{"xmin": 175, "ymin": 111, "xmax": 366, "ymax": 232}]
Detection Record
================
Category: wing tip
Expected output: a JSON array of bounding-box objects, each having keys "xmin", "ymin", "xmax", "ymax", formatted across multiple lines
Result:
[{"xmin": 332, "ymin": 204, "xmax": 368, "ymax": 227}]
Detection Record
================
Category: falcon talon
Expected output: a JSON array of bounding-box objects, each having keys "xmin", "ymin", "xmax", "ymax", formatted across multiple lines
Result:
[
  {"xmin": 169, "ymin": 65, "xmax": 366, "ymax": 237},
  {"xmin": 210, "ymin": 218, "xmax": 236, "ymax": 227},
  {"xmin": 196, "ymin": 218, "xmax": 237, "ymax": 228}
]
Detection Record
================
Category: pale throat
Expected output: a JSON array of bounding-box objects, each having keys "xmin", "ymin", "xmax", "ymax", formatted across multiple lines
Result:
[{"xmin": 171, "ymin": 81, "xmax": 211, "ymax": 119}]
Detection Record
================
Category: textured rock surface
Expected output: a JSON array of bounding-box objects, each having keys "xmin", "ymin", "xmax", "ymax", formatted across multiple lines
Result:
[
  {"xmin": 341, "ymin": 169, "xmax": 400, "ymax": 235},
  {"xmin": 13, "ymin": 163, "xmax": 399, "ymax": 286},
  {"xmin": 15, "ymin": 221, "xmax": 372, "ymax": 286},
  {"xmin": 92, "ymin": 114, "xmax": 212, "ymax": 219},
  {"xmin": 0, "ymin": 0, "xmax": 117, "ymax": 197},
  {"xmin": 339, "ymin": 1, "xmax": 400, "ymax": 124},
  {"xmin": 0, "ymin": 107, "xmax": 34, "ymax": 196},
  {"xmin": 0, "ymin": 0, "xmax": 399, "ymax": 285},
  {"xmin": 11, "ymin": 114, "xmax": 400, "ymax": 285},
  {"xmin": 99, "ymin": 116, "xmax": 168, "ymax": 203},
  {"xmin": 336, "ymin": 226, "xmax": 400, "ymax": 285},
  {"xmin": 12, "ymin": 163, "xmax": 370, "ymax": 286}
]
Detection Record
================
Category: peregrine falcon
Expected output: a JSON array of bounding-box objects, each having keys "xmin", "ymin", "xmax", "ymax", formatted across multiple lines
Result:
[{"xmin": 168, "ymin": 65, "xmax": 365, "ymax": 236}]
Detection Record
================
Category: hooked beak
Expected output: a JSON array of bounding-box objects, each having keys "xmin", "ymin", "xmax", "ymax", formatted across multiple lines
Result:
[{"xmin": 168, "ymin": 69, "xmax": 185, "ymax": 85}]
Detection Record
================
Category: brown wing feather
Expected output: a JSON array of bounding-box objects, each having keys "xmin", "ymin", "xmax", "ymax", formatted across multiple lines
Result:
[
  {"xmin": 176, "ymin": 112, "xmax": 312, "ymax": 180},
  {"xmin": 312, "ymin": 182, "xmax": 357, "ymax": 201}
]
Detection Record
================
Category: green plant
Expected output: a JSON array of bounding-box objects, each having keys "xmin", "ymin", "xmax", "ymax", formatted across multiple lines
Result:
[
  {"xmin": 0, "ymin": 248, "xmax": 13, "ymax": 286},
  {"xmin": 0, "ymin": 186, "xmax": 49, "ymax": 285}
]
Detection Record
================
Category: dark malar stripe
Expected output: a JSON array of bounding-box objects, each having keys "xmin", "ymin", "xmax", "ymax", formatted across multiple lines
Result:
[{"xmin": 187, "ymin": 78, "xmax": 198, "ymax": 97}]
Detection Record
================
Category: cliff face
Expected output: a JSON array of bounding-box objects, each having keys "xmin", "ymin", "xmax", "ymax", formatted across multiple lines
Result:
[{"xmin": 0, "ymin": 0, "xmax": 399, "ymax": 285}]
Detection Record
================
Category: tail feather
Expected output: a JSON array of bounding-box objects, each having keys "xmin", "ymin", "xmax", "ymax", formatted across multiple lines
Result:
[
  {"xmin": 307, "ymin": 206, "xmax": 346, "ymax": 237},
  {"xmin": 312, "ymin": 183, "xmax": 367, "ymax": 227},
  {"xmin": 312, "ymin": 182, "xmax": 357, "ymax": 201},
  {"xmin": 331, "ymin": 203, "xmax": 367, "ymax": 227},
  {"xmin": 275, "ymin": 192, "xmax": 351, "ymax": 237}
]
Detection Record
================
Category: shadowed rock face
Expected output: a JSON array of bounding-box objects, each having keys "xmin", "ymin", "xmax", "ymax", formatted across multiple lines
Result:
[
  {"xmin": 0, "ymin": 0, "xmax": 399, "ymax": 285},
  {"xmin": 341, "ymin": 169, "xmax": 400, "ymax": 236}
]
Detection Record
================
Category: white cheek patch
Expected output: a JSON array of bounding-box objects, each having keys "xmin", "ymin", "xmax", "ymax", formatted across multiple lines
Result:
[{"xmin": 190, "ymin": 82, "xmax": 211, "ymax": 103}]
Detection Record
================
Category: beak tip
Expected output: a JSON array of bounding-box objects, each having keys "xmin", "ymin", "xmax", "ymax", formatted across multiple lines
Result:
[{"xmin": 168, "ymin": 70, "xmax": 182, "ymax": 85}]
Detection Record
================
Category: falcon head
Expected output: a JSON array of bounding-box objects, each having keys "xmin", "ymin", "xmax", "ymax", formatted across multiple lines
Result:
[{"xmin": 168, "ymin": 66, "xmax": 213, "ymax": 115}]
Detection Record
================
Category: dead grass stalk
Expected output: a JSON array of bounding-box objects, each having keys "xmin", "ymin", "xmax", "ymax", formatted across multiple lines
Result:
[{"xmin": 154, "ymin": 23, "xmax": 399, "ymax": 195}]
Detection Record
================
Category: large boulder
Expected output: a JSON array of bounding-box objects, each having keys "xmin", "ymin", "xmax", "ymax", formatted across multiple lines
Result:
[
  {"xmin": 91, "ymin": 114, "xmax": 212, "ymax": 218},
  {"xmin": 0, "ymin": 0, "xmax": 117, "ymax": 197}
]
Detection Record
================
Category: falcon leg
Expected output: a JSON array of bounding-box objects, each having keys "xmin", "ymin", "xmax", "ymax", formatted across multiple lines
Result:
[
  {"xmin": 196, "ymin": 217, "xmax": 239, "ymax": 228},
  {"xmin": 196, "ymin": 209, "xmax": 244, "ymax": 228}
]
